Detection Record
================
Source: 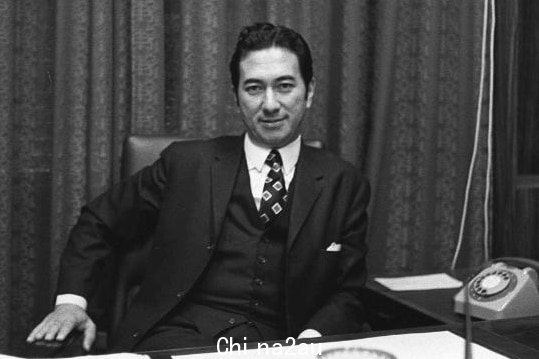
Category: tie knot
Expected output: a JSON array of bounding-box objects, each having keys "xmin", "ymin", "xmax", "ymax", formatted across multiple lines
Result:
[{"xmin": 265, "ymin": 149, "xmax": 283, "ymax": 171}]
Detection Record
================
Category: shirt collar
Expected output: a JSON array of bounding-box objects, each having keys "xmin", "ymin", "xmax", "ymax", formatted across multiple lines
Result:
[{"xmin": 244, "ymin": 133, "xmax": 301, "ymax": 175}]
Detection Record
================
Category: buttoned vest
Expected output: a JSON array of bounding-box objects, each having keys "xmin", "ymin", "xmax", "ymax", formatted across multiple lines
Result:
[{"xmin": 184, "ymin": 154, "xmax": 294, "ymax": 336}]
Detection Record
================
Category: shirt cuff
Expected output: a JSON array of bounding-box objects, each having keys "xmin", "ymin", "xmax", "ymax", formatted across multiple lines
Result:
[
  {"xmin": 55, "ymin": 294, "xmax": 87, "ymax": 310},
  {"xmin": 297, "ymin": 329, "xmax": 322, "ymax": 339}
]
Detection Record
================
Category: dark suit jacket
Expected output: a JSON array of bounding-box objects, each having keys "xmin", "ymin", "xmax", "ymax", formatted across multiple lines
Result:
[{"xmin": 57, "ymin": 135, "xmax": 370, "ymax": 351}]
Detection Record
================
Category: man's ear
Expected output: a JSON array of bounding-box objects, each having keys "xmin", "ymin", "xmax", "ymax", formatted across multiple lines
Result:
[{"xmin": 306, "ymin": 78, "xmax": 316, "ymax": 108}]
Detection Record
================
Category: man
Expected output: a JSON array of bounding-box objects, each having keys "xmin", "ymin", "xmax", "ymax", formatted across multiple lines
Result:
[{"xmin": 27, "ymin": 22, "xmax": 370, "ymax": 352}]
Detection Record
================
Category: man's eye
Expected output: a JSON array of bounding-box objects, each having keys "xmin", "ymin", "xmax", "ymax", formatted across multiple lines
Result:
[
  {"xmin": 245, "ymin": 86, "xmax": 262, "ymax": 95},
  {"xmin": 276, "ymin": 83, "xmax": 294, "ymax": 92}
]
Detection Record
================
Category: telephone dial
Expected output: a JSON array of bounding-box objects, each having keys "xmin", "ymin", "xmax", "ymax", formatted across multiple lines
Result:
[{"xmin": 454, "ymin": 257, "xmax": 539, "ymax": 320}]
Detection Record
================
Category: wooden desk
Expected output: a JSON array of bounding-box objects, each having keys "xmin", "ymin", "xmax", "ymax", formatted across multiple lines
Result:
[
  {"xmin": 33, "ymin": 275, "xmax": 539, "ymax": 358},
  {"xmin": 474, "ymin": 316, "xmax": 539, "ymax": 352},
  {"xmin": 363, "ymin": 277, "xmax": 468, "ymax": 329},
  {"xmin": 363, "ymin": 276, "xmax": 539, "ymax": 355},
  {"xmin": 142, "ymin": 320, "xmax": 539, "ymax": 359}
]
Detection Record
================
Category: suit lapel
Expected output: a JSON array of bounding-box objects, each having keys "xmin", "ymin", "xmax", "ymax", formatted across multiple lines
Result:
[
  {"xmin": 287, "ymin": 143, "xmax": 325, "ymax": 252},
  {"xmin": 210, "ymin": 136, "xmax": 244, "ymax": 241}
]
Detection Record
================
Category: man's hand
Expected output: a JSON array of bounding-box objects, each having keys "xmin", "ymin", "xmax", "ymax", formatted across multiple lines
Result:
[{"xmin": 26, "ymin": 303, "xmax": 96, "ymax": 351}]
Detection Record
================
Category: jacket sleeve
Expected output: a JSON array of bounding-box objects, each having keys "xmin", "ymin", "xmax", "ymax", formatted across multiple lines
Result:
[
  {"xmin": 56, "ymin": 149, "xmax": 170, "ymax": 300},
  {"xmin": 302, "ymin": 173, "xmax": 370, "ymax": 335}
]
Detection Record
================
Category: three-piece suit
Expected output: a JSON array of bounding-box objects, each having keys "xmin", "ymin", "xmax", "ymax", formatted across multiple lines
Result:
[{"xmin": 56, "ymin": 135, "xmax": 370, "ymax": 351}]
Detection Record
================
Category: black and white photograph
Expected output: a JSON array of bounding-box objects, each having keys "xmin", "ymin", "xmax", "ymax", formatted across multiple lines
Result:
[{"xmin": 0, "ymin": 0, "xmax": 538, "ymax": 358}]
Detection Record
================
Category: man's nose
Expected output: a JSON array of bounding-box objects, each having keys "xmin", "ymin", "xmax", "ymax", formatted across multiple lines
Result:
[{"xmin": 262, "ymin": 88, "xmax": 280, "ymax": 114}]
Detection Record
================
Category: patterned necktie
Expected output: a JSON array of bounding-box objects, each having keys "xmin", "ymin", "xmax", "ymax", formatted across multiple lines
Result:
[{"xmin": 259, "ymin": 149, "xmax": 288, "ymax": 226}]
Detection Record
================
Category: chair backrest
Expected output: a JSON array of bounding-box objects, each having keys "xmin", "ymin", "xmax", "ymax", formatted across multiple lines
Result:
[
  {"xmin": 111, "ymin": 135, "xmax": 189, "ymax": 336},
  {"xmin": 110, "ymin": 134, "xmax": 324, "ymax": 336},
  {"xmin": 121, "ymin": 135, "xmax": 191, "ymax": 177}
]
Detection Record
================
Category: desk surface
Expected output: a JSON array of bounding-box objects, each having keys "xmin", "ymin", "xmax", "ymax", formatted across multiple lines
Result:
[
  {"xmin": 130, "ymin": 271, "xmax": 539, "ymax": 358},
  {"xmin": 124, "ymin": 278, "xmax": 539, "ymax": 359},
  {"xmin": 365, "ymin": 278, "xmax": 466, "ymax": 325},
  {"xmin": 474, "ymin": 316, "xmax": 539, "ymax": 353},
  {"xmin": 363, "ymin": 275, "xmax": 539, "ymax": 357},
  {"xmin": 142, "ymin": 319, "xmax": 539, "ymax": 359},
  {"xmin": 141, "ymin": 274, "xmax": 539, "ymax": 358}
]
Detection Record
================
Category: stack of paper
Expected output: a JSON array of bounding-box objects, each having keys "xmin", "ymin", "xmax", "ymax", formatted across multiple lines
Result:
[{"xmin": 374, "ymin": 273, "xmax": 463, "ymax": 291}]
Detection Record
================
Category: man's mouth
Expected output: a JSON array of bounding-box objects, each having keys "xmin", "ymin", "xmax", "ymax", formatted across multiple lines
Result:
[
  {"xmin": 259, "ymin": 117, "xmax": 286, "ymax": 129},
  {"xmin": 260, "ymin": 117, "xmax": 286, "ymax": 123}
]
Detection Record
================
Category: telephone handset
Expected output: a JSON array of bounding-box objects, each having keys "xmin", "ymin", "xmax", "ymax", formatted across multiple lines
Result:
[{"xmin": 454, "ymin": 257, "xmax": 539, "ymax": 320}]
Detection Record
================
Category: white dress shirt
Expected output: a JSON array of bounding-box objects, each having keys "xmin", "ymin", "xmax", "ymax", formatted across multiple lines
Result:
[{"xmin": 244, "ymin": 133, "xmax": 301, "ymax": 210}]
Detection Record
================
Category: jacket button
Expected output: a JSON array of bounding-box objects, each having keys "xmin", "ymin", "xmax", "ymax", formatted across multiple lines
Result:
[
  {"xmin": 206, "ymin": 244, "xmax": 214, "ymax": 251},
  {"xmin": 228, "ymin": 317, "xmax": 236, "ymax": 325},
  {"xmin": 132, "ymin": 331, "xmax": 140, "ymax": 338},
  {"xmin": 257, "ymin": 256, "xmax": 267, "ymax": 264},
  {"xmin": 254, "ymin": 278, "xmax": 263, "ymax": 286},
  {"xmin": 177, "ymin": 292, "xmax": 185, "ymax": 300}
]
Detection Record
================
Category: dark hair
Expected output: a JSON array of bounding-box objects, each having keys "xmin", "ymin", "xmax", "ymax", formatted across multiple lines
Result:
[{"xmin": 229, "ymin": 22, "xmax": 313, "ymax": 95}]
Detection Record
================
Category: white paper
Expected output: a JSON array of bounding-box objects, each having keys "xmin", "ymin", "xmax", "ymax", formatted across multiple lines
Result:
[
  {"xmin": 0, "ymin": 354, "xmax": 149, "ymax": 359},
  {"xmin": 374, "ymin": 273, "xmax": 463, "ymax": 291},
  {"xmin": 70, "ymin": 354, "xmax": 150, "ymax": 359},
  {"xmin": 170, "ymin": 331, "xmax": 509, "ymax": 359}
]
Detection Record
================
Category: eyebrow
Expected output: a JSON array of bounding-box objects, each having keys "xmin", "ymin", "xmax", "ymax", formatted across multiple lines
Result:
[{"xmin": 242, "ymin": 75, "xmax": 297, "ymax": 85}]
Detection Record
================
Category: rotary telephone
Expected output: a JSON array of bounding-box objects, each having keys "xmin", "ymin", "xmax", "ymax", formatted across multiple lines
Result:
[{"xmin": 454, "ymin": 257, "xmax": 539, "ymax": 320}]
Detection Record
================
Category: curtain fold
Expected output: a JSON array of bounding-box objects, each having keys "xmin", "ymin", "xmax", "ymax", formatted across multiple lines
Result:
[
  {"xmin": 0, "ymin": 0, "xmax": 56, "ymax": 353},
  {"xmin": 51, "ymin": 0, "xmax": 117, "ymax": 289},
  {"xmin": 366, "ymin": 0, "xmax": 489, "ymax": 273},
  {"xmin": 131, "ymin": 0, "xmax": 165, "ymax": 133},
  {"xmin": 0, "ymin": 0, "xmax": 491, "ymax": 354},
  {"xmin": 0, "ymin": 1, "xmax": 15, "ymax": 348}
]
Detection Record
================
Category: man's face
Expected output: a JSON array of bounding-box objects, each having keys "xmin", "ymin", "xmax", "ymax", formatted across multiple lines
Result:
[{"xmin": 237, "ymin": 47, "xmax": 315, "ymax": 149}]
